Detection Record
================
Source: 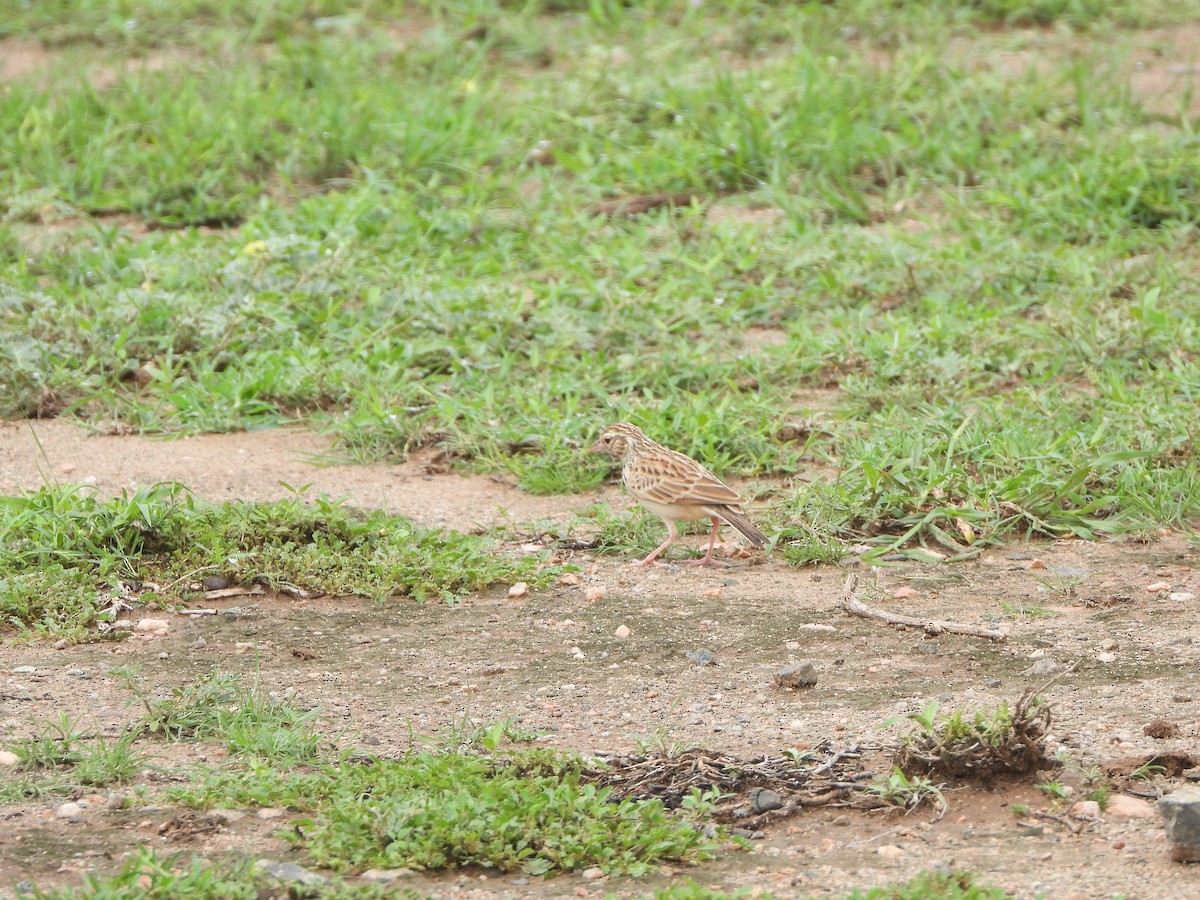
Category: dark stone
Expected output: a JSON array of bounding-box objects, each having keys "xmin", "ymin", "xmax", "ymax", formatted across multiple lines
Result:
[
  {"xmin": 1160, "ymin": 786, "xmax": 1200, "ymax": 862},
  {"xmin": 201, "ymin": 575, "xmax": 231, "ymax": 591},
  {"xmin": 774, "ymin": 663, "xmax": 818, "ymax": 689},
  {"xmin": 749, "ymin": 788, "xmax": 784, "ymax": 813}
]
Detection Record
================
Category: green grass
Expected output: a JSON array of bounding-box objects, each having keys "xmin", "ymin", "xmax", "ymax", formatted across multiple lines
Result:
[
  {"xmin": 117, "ymin": 669, "xmax": 328, "ymax": 760},
  {"xmin": 26, "ymin": 846, "xmax": 399, "ymax": 899},
  {"xmin": 0, "ymin": 483, "xmax": 548, "ymax": 634},
  {"xmin": 173, "ymin": 748, "xmax": 720, "ymax": 876},
  {"xmin": 0, "ymin": 715, "xmax": 144, "ymax": 802},
  {"xmin": 1, "ymin": 3, "xmax": 1198, "ymax": 557}
]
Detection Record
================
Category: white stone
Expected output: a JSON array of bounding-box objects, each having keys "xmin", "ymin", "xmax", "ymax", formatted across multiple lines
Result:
[
  {"xmin": 1096, "ymin": 652, "xmax": 1117, "ymax": 664},
  {"xmin": 362, "ymin": 868, "xmax": 414, "ymax": 881},
  {"xmin": 1070, "ymin": 800, "xmax": 1101, "ymax": 819},
  {"xmin": 876, "ymin": 844, "xmax": 905, "ymax": 859},
  {"xmin": 56, "ymin": 802, "xmax": 84, "ymax": 819},
  {"xmin": 614, "ymin": 624, "xmax": 631, "ymax": 639},
  {"xmin": 1169, "ymin": 592, "xmax": 1196, "ymax": 602},
  {"xmin": 507, "ymin": 582, "xmax": 529, "ymax": 599},
  {"xmin": 0, "ymin": 750, "xmax": 19, "ymax": 767},
  {"xmin": 135, "ymin": 618, "xmax": 169, "ymax": 635},
  {"xmin": 585, "ymin": 585, "xmax": 607, "ymax": 603}
]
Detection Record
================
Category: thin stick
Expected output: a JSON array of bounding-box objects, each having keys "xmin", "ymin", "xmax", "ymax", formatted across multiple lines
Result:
[{"xmin": 840, "ymin": 574, "xmax": 1008, "ymax": 642}]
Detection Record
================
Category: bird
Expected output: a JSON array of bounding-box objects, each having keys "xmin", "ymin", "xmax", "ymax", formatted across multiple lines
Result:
[{"xmin": 590, "ymin": 423, "xmax": 769, "ymax": 567}]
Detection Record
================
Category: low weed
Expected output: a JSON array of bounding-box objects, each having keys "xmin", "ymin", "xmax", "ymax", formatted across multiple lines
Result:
[
  {"xmin": 174, "ymin": 748, "xmax": 720, "ymax": 876},
  {"xmin": 890, "ymin": 694, "xmax": 1055, "ymax": 781},
  {"xmin": 25, "ymin": 845, "xmax": 398, "ymax": 899},
  {"xmin": 866, "ymin": 766, "xmax": 948, "ymax": 817}
]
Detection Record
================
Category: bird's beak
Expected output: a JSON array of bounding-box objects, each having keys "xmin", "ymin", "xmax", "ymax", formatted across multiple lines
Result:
[{"xmin": 588, "ymin": 439, "xmax": 606, "ymax": 454}]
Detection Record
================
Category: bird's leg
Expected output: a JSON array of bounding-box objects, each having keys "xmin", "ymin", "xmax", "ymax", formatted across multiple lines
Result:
[
  {"xmin": 679, "ymin": 517, "xmax": 730, "ymax": 567},
  {"xmin": 632, "ymin": 521, "xmax": 678, "ymax": 567}
]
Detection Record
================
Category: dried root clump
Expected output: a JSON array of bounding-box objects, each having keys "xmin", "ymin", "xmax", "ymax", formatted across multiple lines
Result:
[{"xmin": 895, "ymin": 690, "xmax": 1055, "ymax": 782}]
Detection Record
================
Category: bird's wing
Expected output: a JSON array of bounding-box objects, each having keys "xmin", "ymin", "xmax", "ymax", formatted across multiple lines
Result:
[{"xmin": 626, "ymin": 449, "xmax": 743, "ymax": 507}]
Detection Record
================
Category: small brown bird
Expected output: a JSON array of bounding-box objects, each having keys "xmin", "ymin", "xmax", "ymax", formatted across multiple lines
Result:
[{"xmin": 590, "ymin": 423, "xmax": 769, "ymax": 567}]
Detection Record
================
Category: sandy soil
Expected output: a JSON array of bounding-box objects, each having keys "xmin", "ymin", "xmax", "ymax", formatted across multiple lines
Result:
[{"xmin": 1, "ymin": 423, "xmax": 1198, "ymax": 899}]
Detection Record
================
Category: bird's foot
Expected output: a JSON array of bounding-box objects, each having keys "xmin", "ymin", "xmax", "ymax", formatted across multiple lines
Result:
[
  {"xmin": 678, "ymin": 555, "xmax": 729, "ymax": 568},
  {"xmin": 629, "ymin": 557, "xmax": 669, "ymax": 568}
]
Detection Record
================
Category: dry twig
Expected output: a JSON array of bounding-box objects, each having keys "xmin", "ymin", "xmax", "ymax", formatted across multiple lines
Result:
[{"xmin": 840, "ymin": 574, "xmax": 1008, "ymax": 642}]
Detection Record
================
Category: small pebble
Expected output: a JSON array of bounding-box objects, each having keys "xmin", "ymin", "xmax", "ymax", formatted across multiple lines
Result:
[
  {"xmin": 1028, "ymin": 558, "xmax": 1047, "ymax": 570},
  {"xmin": 774, "ymin": 663, "xmax": 818, "ymax": 689},
  {"xmin": 507, "ymin": 582, "xmax": 529, "ymax": 599},
  {"xmin": 876, "ymin": 844, "xmax": 905, "ymax": 859},
  {"xmin": 1145, "ymin": 581, "xmax": 1171, "ymax": 593},
  {"xmin": 56, "ymin": 802, "xmax": 84, "ymax": 819},
  {"xmin": 201, "ymin": 575, "xmax": 231, "ymax": 591},
  {"xmin": 559, "ymin": 573, "xmax": 581, "ymax": 586},
  {"xmin": 254, "ymin": 861, "xmax": 326, "ymax": 887},
  {"xmin": 584, "ymin": 585, "xmax": 607, "ymax": 603},
  {"xmin": 580, "ymin": 866, "xmax": 605, "ymax": 881},
  {"xmin": 188, "ymin": 639, "xmax": 208, "ymax": 650},
  {"xmin": 256, "ymin": 808, "xmax": 284, "ymax": 820},
  {"xmin": 614, "ymin": 624, "xmax": 631, "ymax": 639},
  {"xmin": 1070, "ymin": 800, "xmax": 1101, "ymax": 819},
  {"xmin": 12, "ymin": 666, "xmax": 36, "ymax": 674},
  {"xmin": 893, "ymin": 586, "xmax": 918, "ymax": 599},
  {"xmin": 135, "ymin": 618, "xmax": 169, "ymax": 635},
  {"xmin": 687, "ymin": 648, "xmax": 717, "ymax": 667},
  {"xmin": 1099, "ymin": 638, "xmax": 1119, "ymax": 651},
  {"xmin": 1169, "ymin": 592, "xmax": 1196, "ymax": 602},
  {"xmin": 0, "ymin": 750, "xmax": 20, "ymax": 767},
  {"xmin": 749, "ymin": 788, "xmax": 784, "ymax": 813},
  {"xmin": 1096, "ymin": 652, "xmax": 1117, "ymax": 664}
]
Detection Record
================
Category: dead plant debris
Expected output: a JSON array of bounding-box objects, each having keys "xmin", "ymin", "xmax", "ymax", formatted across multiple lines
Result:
[{"xmin": 581, "ymin": 743, "xmax": 881, "ymax": 827}]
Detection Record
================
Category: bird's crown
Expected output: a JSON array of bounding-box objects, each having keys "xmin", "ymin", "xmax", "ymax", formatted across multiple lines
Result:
[{"xmin": 590, "ymin": 422, "xmax": 651, "ymax": 459}]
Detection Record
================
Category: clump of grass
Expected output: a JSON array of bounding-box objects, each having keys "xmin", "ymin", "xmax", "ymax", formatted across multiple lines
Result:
[
  {"xmin": 891, "ymin": 695, "xmax": 1055, "ymax": 781},
  {"xmin": 0, "ymin": 714, "xmax": 144, "ymax": 802},
  {"xmin": 116, "ymin": 670, "xmax": 326, "ymax": 763},
  {"xmin": 174, "ymin": 748, "xmax": 720, "ymax": 876},
  {"xmin": 843, "ymin": 870, "xmax": 1011, "ymax": 900},
  {"xmin": 0, "ymin": 483, "xmax": 549, "ymax": 633}
]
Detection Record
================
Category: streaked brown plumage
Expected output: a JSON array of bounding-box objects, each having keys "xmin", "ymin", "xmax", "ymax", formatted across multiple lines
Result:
[{"xmin": 590, "ymin": 423, "xmax": 769, "ymax": 567}]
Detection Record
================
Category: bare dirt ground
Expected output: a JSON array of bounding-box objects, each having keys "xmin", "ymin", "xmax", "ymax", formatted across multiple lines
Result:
[{"xmin": 1, "ymin": 423, "xmax": 1198, "ymax": 899}]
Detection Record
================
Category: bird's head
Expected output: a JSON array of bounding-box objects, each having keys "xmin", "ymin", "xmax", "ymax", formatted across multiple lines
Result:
[{"xmin": 589, "ymin": 423, "xmax": 647, "ymax": 460}]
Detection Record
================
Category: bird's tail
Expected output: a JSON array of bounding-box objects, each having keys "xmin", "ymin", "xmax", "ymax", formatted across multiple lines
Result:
[{"xmin": 717, "ymin": 507, "xmax": 769, "ymax": 548}]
